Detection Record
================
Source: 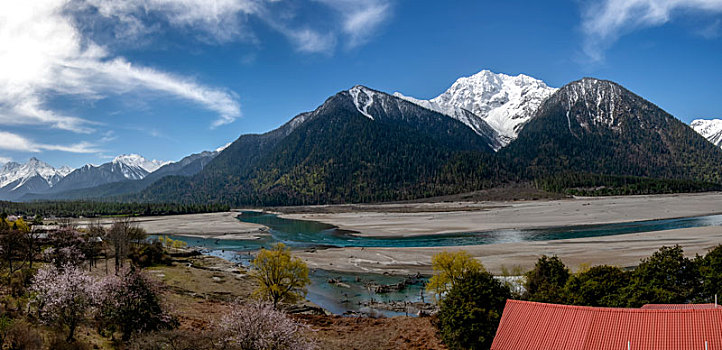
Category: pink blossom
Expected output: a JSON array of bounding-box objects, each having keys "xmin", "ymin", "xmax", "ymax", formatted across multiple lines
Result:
[
  {"xmin": 31, "ymin": 264, "xmax": 98, "ymax": 341},
  {"xmin": 218, "ymin": 300, "xmax": 315, "ymax": 350}
]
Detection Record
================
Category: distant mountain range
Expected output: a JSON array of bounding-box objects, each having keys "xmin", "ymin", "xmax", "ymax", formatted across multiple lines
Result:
[
  {"xmin": 2, "ymin": 70, "xmax": 721, "ymax": 204},
  {"xmin": 0, "ymin": 158, "xmax": 73, "ymax": 200},
  {"xmin": 0, "ymin": 151, "xmax": 221, "ymax": 201}
]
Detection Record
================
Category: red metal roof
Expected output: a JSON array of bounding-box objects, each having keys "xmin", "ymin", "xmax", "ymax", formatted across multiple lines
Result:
[
  {"xmin": 491, "ymin": 300, "xmax": 722, "ymax": 350},
  {"xmin": 641, "ymin": 304, "xmax": 720, "ymax": 310}
]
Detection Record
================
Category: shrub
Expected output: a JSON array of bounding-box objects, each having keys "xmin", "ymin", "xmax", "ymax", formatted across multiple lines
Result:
[
  {"xmin": 128, "ymin": 329, "xmax": 216, "ymax": 350},
  {"xmin": 436, "ymin": 271, "xmax": 510, "ymax": 350},
  {"xmin": 217, "ymin": 301, "xmax": 315, "ymax": 350},
  {"xmin": 47, "ymin": 335, "xmax": 91, "ymax": 350},
  {"xmin": 6, "ymin": 320, "xmax": 44, "ymax": 350},
  {"xmin": 129, "ymin": 241, "xmax": 172, "ymax": 267}
]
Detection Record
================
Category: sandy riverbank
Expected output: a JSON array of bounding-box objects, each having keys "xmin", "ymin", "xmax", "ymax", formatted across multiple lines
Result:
[
  {"xmin": 279, "ymin": 192, "xmax": 722, "ymax": 237},
  {"xmin": 295, "ymin": 225, "xmax": 722, "ymax": 275},
  {"xmin": 73, "ymin": 212, "xmax": 267, "ymax": 239}
]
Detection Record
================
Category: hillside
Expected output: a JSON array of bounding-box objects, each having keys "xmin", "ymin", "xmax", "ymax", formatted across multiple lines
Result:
[
  {"xmin": 501, "ymin": 78, "xmax": 722, "ymax": 184},
  {"xmin": 139, "ymin": 86, "xmax": 496, "ymax": 205}
]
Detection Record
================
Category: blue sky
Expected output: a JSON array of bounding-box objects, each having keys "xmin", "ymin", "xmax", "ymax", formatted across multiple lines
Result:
[{"xmin": 1, "ymin": 0, "xmax": 721, "ymax": 168}]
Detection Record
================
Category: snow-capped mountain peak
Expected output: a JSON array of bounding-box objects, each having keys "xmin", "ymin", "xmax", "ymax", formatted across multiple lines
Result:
[
  {"xmin": 112, "ymin": 154, "xmax": 167, "ymax": 174},
  {"xmin": 691, "ymin": 119, "xmax": 722, "ymax": 148},
  {"xmin": 0, "ymin": 158, "xmax": 71, "ymax": 190},
  {"xmin": 395, "ymin": 70, "xmax": 557, "ymax": 148}
]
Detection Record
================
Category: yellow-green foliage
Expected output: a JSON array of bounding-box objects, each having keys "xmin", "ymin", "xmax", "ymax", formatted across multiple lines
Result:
[
  {"xmin": 426, "ymin": 250, "xmax": 484, "ymax": 298},
  {"xmin": 158, "ymin": 236, "xmax": 187, "ymax": 249},
  {"xmin": 1, "ymin": 218, "xmax": 30, "ymax": 232},
  {"xmin": 250, "ymin": 243, "xmax": 310, "ymax": 308}
]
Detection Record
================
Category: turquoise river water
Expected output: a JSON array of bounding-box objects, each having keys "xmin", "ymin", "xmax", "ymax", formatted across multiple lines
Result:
[{"xmin": 163, "ymin": 211, "xmax": 722, "ymax": 315}]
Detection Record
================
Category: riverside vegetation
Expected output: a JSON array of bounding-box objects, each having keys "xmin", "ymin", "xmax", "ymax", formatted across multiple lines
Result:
[{"xmin": 0, "ymin": 213, "xmax": 721, "ymax": 349}]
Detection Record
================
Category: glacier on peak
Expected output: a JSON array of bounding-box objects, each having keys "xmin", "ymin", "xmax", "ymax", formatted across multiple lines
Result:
[{"xmin": 394, "ymin": 70, "xmax": 557, "ymax": 148}]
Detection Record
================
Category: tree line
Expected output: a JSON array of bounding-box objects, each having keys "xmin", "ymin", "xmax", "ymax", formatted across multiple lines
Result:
[{"xmin": 0, "ymin": 200, "xmax": 230, "ymax": 218}]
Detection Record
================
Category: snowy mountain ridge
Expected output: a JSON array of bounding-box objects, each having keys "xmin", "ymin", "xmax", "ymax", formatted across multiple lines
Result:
[
  {"xmin": 691, "ymin": 119, "xmax": 722, "ymax": 148},
  {"xmin": 112, "ymin": 154, "xmax": 168, "ymax": 177},
  {"xmin": 0, "ymin": 158, "xmax": 71, "ymax": 190},
  {"xmin": 394, "ymin": 70, "xmax": 557, "ymax": 148}
]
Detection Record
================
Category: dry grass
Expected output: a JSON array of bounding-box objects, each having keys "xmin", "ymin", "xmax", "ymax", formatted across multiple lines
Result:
[{"xmin": 297, "ymin": 314, "xmax": 446, "ymax": 350}]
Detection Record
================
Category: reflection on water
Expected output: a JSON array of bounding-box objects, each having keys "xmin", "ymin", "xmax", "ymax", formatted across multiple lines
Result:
[{"xmin": 158, "ymin": 211, "xmax": 722, "ymax": 315}]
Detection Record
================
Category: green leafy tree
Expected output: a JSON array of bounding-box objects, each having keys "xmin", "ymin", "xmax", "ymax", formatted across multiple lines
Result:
[
  {"xmin": 695, "ymin": 245, "xmax": 722, "ymax": 303},
  {"xmin": 564, "ymin": 265, "xmax": 629, "ymax": 307},
  {"xmin": 426, "ymin": 250, "xmax": 484, "ymax": 298},
  {"xmin": 31, "ymin": 215, "xmax": 43, "ymax": 226},
  {"xmin": 436, "ymin": 271, "xmax": 511, "ymax": 350},
  {"xmin": 250, "ymin": 243, "xmax": 310, "ymax": 308},
  {"xmin": 524, "ymin": 255, "xmax": 570, "ymax": 303},
  {"xmin": 622, "ymin": 245, "xmax": 700, "ymax": 307}
]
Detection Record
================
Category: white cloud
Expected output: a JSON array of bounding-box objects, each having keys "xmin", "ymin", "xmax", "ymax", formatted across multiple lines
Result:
[
  {"xmin": 80, "ymin": 0, "xmax": 261, "ymax": 44},
  {"xmin": 0, "ymin": 131, "xmax": 99, "ymax": 154},
  {"xmin": 261, "ymin": 18, "xmax": 337, "ymax": 53},
  {"xmin": 0, "ymin": 156, "xmax": 11, "ymax": 165},
  {"xmin": 0, "ymin": 0, "xmax": 395, "ymax": 151},
  {"xmin": 315, "ymin": 0, "xmax": 392, "ymax": 48},
  {"xmin": 0, "ymin": 0, "xmax": 242, "ymax": 132},
  {"xmin": 581, "ymin": 0, "xmax": 722, "ymax": 61}
]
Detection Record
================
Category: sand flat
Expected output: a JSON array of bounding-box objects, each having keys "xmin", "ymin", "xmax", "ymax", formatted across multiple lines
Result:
[
  {"xmin": 74, "ymin": 212, "xmax": 265, "ymax": 237},
  {"xmin": 280, "ymin": 192, "xmax": 722, "ymax": 237},
  {"xmin": 295, "ymin": 225, "xmax": 722, "ymax": 275}
]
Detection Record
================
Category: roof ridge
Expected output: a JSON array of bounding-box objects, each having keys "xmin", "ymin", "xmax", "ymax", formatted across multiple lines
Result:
[{"xmin": 506, "ymin": 300, "xmax": 722, "ymax": 313}]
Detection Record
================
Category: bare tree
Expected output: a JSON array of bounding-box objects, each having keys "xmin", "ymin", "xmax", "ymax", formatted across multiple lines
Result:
[
  {"xmin": 0, "ymin": 230, "xmax": 27, "ymax": 280},
  {"xmin": 86, "ymin": 221, "xmax": 106, "ymax": 272},
  {"xmin": 23, "ymin": 230, "xmax": 42, "ymax": 269},
  {"xmin": 106, "ymin": 218, "xmax": 146, "ymax": 275}
]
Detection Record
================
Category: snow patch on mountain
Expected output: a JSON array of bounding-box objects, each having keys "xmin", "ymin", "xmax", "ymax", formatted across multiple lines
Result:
[
  {"xmin": 557, "ymin": 78, "xmax": 626, "ymax": 132},
  {"xmin": 215, "ymin": 142, "xmax": 232, "ymax": 153},
  {"xmin": 691, "ymin": 119, "xmax": 722, "ymax": 148},
  {"xmin": 349, "ymin": 85, "xmax": 376, "ymax": 120},
  {"xmin": 395, "ymin": 70, "xmax": 557, "ymax": 147}
]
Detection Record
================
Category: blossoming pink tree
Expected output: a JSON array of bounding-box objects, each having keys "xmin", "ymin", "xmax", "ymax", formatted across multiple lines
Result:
[
  {"xmin": 96, "ymin": 267, "xmax": 176, "ymax": 340},
  {"xmin": 218, "ymin": 301, "xmax": 315, "ymax": 350},
  {"xmin": 31, "ymin": 264, "xmax": 98, "ymax": 342}
]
